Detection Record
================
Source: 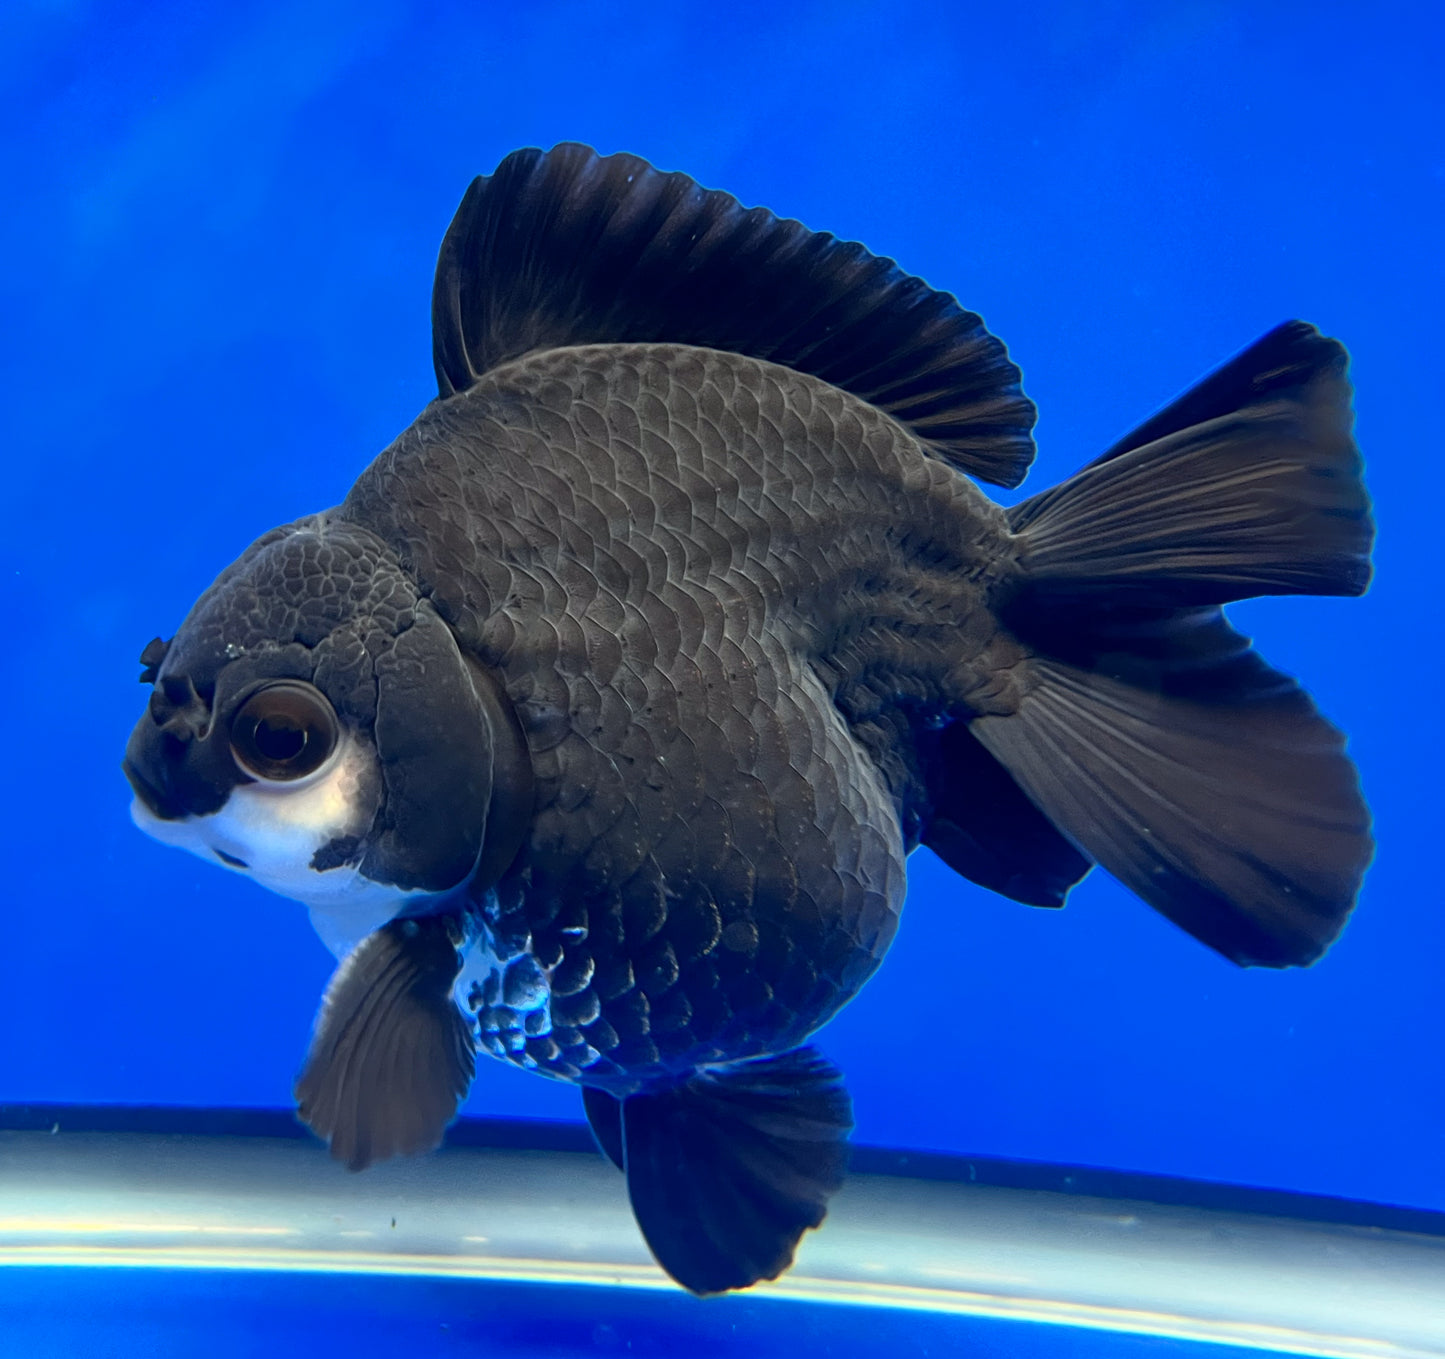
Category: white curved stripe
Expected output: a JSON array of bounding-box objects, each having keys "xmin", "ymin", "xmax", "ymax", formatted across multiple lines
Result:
[{"xmin": 1, "ymin": 1131, "xmax": 1441, "ymax": 1357}]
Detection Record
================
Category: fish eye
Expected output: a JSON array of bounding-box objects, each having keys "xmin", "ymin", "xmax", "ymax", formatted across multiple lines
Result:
[{"xmin": 229, "ymin": 682, "xmax": 339, "ymax": 783}]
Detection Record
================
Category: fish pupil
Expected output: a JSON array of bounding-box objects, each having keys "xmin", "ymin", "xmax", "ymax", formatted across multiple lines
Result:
[{"xmin": 254, "ymin": 717, "xmax": 306, "ymax": 763}]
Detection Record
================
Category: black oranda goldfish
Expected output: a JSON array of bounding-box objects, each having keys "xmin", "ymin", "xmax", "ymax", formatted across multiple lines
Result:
[{"xmin": 123, "ymin": 144, "xmax": 1373, "ymax": 1294}]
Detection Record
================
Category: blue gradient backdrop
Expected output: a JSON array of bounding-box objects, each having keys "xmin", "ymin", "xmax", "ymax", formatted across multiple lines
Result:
[{"xmin": 1, "ymin": 1, "xmax": 1440, "ymax": 1211}]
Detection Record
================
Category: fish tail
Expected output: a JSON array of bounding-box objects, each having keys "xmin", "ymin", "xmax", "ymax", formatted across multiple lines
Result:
[
  {"xmin": 1005, "ymin": 320, "xmax": 1373, "ymax": 606},
  {"xmin": 970, "ymin": 321, "xmax": 1374, "ymax": 967},
  {"xmin": 582, "ymin": 1048, "xmax": 853, "ymax": 1295}
]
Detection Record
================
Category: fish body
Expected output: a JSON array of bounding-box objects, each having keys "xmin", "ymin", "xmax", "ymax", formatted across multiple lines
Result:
[
  {"xmin": 351, "ymin": 341, "xmax": 1020, "ymax": 1089},
  {"xmin": 123, "ymin": 144, "xmax": 1374, "ymax": 1294}
]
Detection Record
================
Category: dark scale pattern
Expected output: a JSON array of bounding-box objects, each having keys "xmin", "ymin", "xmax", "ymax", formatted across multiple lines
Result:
[{"xmin": 344, "ymin": 342, "xmax": 1023, "ymax": 1094}]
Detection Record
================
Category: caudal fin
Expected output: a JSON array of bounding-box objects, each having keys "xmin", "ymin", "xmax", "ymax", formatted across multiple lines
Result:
[
  {"xmin": 1007, "ymin": 321, "xmax": 1372, "ymax": 606},
  {"xmin": 583, "ymin": 1049, "xmax": 853, "ymax": 1294},
  {"xmin": 974, "ymin": 323, "xmax": 1374, "ymax": 967}
]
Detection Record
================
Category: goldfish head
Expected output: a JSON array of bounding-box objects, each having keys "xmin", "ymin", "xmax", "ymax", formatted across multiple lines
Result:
[{"xmin": 122, "ymin": 514, "xmax": 530, "ymax": 955}]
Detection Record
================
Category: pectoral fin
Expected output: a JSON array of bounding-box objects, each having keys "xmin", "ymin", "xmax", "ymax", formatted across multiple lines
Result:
[{"xmin": 295, "ymin": 914, "xmax": 476, "ymax": 1170}]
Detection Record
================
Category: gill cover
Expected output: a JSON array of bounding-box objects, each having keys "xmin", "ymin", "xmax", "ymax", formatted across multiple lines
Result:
[{"xmin": 363, "ymin": 602, "xmax": 531, "ymax": 893}]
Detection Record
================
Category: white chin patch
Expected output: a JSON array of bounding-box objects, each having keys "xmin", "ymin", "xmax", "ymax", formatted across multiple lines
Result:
[{"xmin": 130, "ymin": 732, "xmax": 421, "ymax": 960}]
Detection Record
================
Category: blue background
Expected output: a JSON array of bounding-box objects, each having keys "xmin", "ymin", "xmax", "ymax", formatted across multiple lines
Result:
[{"xmin": 1, "ymin": 1, "xmax": 1440, "ymax": 1212}]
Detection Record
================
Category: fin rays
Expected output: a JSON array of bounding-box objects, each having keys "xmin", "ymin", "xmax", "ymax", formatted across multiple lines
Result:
[
  {"xmin": 582, "ymin": 1048, "xmax": 853, "ymax": 1295},
  {"xmin": 295, "ymin": 915, "xmax": 475, "ymax": 1170},
  {"xmin": 431, "ymin": 143, "xmax": 1037, "ymax": 487}
]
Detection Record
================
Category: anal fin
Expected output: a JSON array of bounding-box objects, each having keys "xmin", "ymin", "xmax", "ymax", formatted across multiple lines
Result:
[
  {"xmin": 922, "ymin": 720, "xmax": 1092, "ymax": 907},
  {"xmin": 618, "ymin": 1047, "xmax": 852, "ymax": 1295},
  {"xmin": 295, "ymin": 914, "xmax": 476, "ymax": 1171},
  {"xmin": 582, "ymin": 1086, "xmax": 624, "ymax": 1171}
]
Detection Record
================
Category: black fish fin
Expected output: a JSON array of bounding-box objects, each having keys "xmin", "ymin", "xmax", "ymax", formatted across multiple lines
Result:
[
  {"xmin": 619, "ymin": 1047, "xmax": 853, "ymax": 1295},
  {"xmin": 978, "ymin": 322, "xmax": 1374, "ymax": 964},
  {"xmin": 972, "ymin": 607, "xmax": 1372, "ymax": 967},
  {"xmin": 295, "ymin": 915, "xmax": 475, "ymax": 1170},
  {"xmin": 1095, "ymin": 319, "xmax": 1352, "ymax": 463},
  {"xmin": 1006, "ymin": 321, "xmax": 1374, "ymax": 606},
  {"xmin": 431, "ymin": 143, "xmax": 1036, "ymax": 487},
  {"xmin": 582, "ymin": 1086, "xmax": 624, "ymax": 1171},
  {"xmin": 922, "ymin": 720, "xmax": 1092, "ymax": 908}
]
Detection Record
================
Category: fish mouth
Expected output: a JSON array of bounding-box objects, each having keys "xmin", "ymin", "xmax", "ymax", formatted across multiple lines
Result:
[
  {"xmin": 214, "ymin": 848, "xmax": 250, "ymax": 869},
  {"xmin": 122, "ymin": 756, "xmax": 179, "ymax": 821}
]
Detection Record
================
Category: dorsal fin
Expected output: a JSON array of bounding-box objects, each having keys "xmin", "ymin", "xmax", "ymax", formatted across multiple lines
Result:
[{"xmin": 431, "ymin": 143, "xmax": 1037, "ymax": 488}]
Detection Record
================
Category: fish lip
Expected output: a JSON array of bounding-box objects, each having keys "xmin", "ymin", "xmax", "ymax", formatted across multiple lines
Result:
[{"xmin": 122, "ymin": 756, "xmax": 180, "ymax": 821}]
